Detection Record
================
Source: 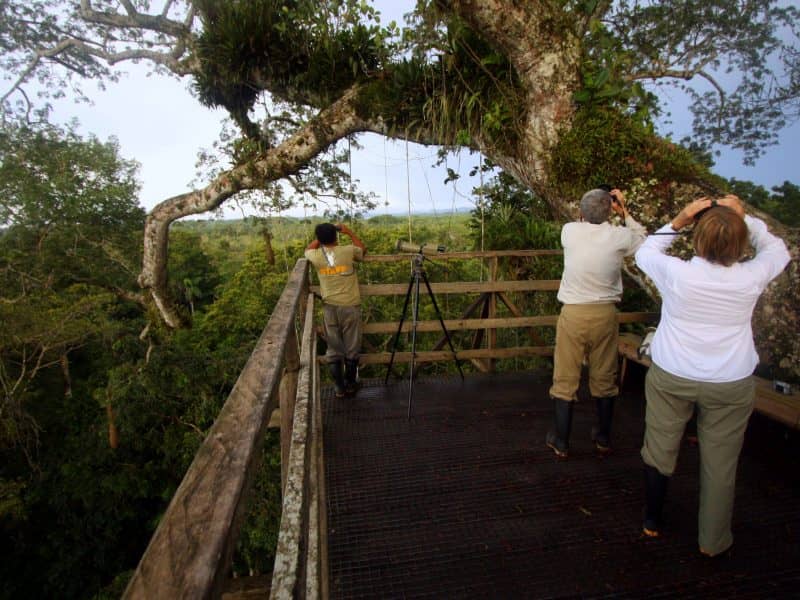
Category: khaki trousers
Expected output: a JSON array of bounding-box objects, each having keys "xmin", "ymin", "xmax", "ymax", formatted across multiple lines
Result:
[
  {"xmin": 642, "ymin": 363, "xmax": 755, "ymax": 555},
  {"xmin": 549, "ymin": 303, "xmax": 619, "ymax": 401},
  {"xmin": 323, "ymin": 304, "xmax": 362, "ymax": 362}
]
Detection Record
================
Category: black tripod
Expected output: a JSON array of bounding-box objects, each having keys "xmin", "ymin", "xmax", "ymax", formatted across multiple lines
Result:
[{"xmin": 385, "ymin": 253, "xmax": 464, "ymax": 417}]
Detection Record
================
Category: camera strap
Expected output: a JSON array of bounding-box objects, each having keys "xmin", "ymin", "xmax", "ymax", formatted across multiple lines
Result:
[{"xmin": 322, "ymin": 246, "xmax": 336, "ymax": 268}]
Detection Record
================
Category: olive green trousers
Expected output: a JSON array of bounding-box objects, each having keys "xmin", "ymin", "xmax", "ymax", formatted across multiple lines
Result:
[{"xmin": 641, "ymin": 362, "xmax": 755, "ymax": 556}]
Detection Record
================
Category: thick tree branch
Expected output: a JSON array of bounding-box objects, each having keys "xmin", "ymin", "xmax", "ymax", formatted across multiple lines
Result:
[
  {"xmin": 79, "ymin": 0, "xmax": 189, "ymax": 38},
  {"xmin": 138, "ymin": 84, "xmax": 377, "ymax": 326},
  {"xmin": 438, "ymin": 0, "xmax": 540, "ymax": 86}
]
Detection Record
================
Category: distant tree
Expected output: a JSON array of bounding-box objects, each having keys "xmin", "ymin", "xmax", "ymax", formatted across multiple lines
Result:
[
  {"xmin": 0, "ymin": 123, "xmax": 145, "ymax": 456},
  {"xmin": 1, "ymin": 1, "xmax": 797, "ymax": 375},
  {"xmin": 728, "ymin": 178, "xmax": 773, "ymax": 210},
  {"xmin": 728, "ymin": 178, "xmax": 800, "ymax": 227},
  {"xmin": 769, "ymin": 181, "xmax": 800, "ymax": 227}
]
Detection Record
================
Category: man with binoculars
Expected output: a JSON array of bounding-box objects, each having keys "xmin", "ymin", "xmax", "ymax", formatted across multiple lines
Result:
[
  {"xmin": 305, "ymin": 223, "xmax": 367, "ymax": 398},
  {"xmin": 546, "ymin": 187, "xmax": 646, "ymax": 458}
]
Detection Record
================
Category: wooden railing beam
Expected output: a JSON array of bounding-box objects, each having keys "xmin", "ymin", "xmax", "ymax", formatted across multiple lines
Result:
[
  {"xmin": 271, "ymin": 294, "xmax": 317, "ymax": 599},
  {"xmin": 362, "ymin": 249, "xmax": 563, "ymax": 262},
  {"xmin": 361, "ymin": 346, "xmax": 555, "ymax": 365},
  {"xmin": 361, "ymin": 312, "xmax": 659, "ymax": 335},
  {"xmin": 487, "ymin": 257, "xmax": 498, "ymax": 373},
  {"xmin": 279, "ymin": 325, "xmax": 300, "ymax": 493},
  {"xmin": 312, "ymin": 279, "xmax": 561, "ymax": 297},
  {"xmin": 123, "ymin": 260, "xmax": 309, "ymax": 600}
]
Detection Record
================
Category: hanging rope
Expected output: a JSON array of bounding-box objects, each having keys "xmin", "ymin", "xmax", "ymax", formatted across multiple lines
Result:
[
  {"xmin": 478, "ymin": 152, "xmax": 486, "ymax": 281},
  {"xmin": 332, "ymin": 145, "xmax": 342, "ymax": 218},
  {"xmin": 448, "ymin": 152, "xmax": 461, "ymax": 236},
  {"xmin": 347, "ymin": 135, "xmax": 354, "ymax": 225},
  {"xmin": 479, "ymin": 153, "xmax": 485, "ymax": 252},
  {"xmin": 383, "ymin": 136, "xmax": 390, "ymax": 224},
  {"xmin": 405, "ymin": 139, "xmax": 412, "ymax": 243},
  {"xmin": 303, "ymin": 192, "xmax": 313, "ymax": 240},
  {"xmin": 277, "ymin": 212, "xmax": 292, "ymax": 275},
  {"xmin": 422, "ymin": 163, "xmax": 437, "ymax": 218}
]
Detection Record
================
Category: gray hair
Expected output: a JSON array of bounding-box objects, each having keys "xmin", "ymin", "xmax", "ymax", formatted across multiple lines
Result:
[{"xmin": 580, "ymin": 189, "xmax": 612, "ymax": 224}]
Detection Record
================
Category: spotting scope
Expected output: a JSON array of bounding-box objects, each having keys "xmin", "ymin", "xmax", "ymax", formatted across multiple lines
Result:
[{"xmin": 395, "ymin": 240, "xmax": 446, "ymax": 255}]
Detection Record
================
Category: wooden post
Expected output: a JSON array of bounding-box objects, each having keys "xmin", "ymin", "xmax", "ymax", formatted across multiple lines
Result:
[
  {"xmin": 271, "ymin": 295, "xmax": 316, "ymax": 598},
  {"xmin": 469, "ymin": 296, "xmax": 490, "ymax": 372},
  {"xmin": 279, "ymin": 324, "xmax": 300, "ymax": 493},
  {"xmin": 487, "ymin": 256, "xmax": 498, "ymax": 373},
  {"xmin": 497, "ymin": 292, "xmax": 547, "ymax": 345}
]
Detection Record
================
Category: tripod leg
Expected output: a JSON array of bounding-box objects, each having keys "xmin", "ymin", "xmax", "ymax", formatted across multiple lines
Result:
[
  {"xmin": 407, "ymin": 274, "xmax": 421, "ymax": 418},
  {"xmin": 422, "ymin": 271, "xmax": 465, "ymax": 380},
  {"xmin": 385, "ymin": 273, "xmax": 415, "ymax": 383}
]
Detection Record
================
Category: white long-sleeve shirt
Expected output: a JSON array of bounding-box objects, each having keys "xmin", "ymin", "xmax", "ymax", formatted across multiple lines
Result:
[
  {"xmin": 557, "ymin": 215, "xmax": 647, "ymax": 304},
  {"xmin": 635, "ymin": 215, "xmax": 790, "ymax": 382}
]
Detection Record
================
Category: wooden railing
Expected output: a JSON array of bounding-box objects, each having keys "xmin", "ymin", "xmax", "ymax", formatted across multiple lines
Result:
[
  {"xmin": 122, "ymin": 259, "xmax": 323, "ymax": 599},
  {"xmin": 269, "ymin": 289, "xmax": 328, "ymax": 598},
  {"xmin": 314, "ymin": 250, "xmax": 658, "ymax": 371},
  {"xmin": 124, "ymin": 250, "xmax": 658, "ymax": 600}
]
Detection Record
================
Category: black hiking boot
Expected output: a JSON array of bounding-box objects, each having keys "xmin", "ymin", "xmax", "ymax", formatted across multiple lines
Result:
[{"xmin": 545, "ymin": 397, "xmax": 573, "ymax": 459}]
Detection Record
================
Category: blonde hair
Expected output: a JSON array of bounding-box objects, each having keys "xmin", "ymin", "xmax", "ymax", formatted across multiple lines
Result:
[{"xmin": 693, "ymin": 206, "xmax": 748, "ymax": 266}]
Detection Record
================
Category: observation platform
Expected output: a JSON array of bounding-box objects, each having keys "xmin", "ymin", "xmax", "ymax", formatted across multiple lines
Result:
[
  {"xmin": 123, "ymin": 258, "xmax": 798, "ymax": 599},
  {"xmin": 324, "ymin": 368, "xmax": 800, "ymax": 598}
]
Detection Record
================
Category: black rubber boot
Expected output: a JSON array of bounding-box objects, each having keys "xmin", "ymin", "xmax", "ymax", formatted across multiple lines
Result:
[
  {"xmin": 545, "ymin": 397, "xmax": 573, "ymax": 458},
  {"xmin": 328, "ymin": 360, "xmax": 346, "ymax": 398},
  {"xmin": 643, "ymin": 464, "xmax": 670, "ymax": 537},
  {"xmin": 591, "ymin": 396, "xmax": 616, "ymax": 454},
  {"xmin": 344, "ymin": 358, "xmax": 360, "ymax": 396}
]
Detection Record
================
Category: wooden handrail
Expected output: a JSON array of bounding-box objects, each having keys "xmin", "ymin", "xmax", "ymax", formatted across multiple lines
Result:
[
  {"xmin": 123, "ymin": 260, "xmax": 309, "ymax": 600},
  {"xmin": 362, "ymin": 249, "xmax": 563, "ymax": 262},
  {"xmin": 271, "ymin": 293, "xmax": 321, "ymax": 598},
  {"xmin": 361, "ymin": 346, "xmax": 555, "ymax": 365},
  {"xmin": 344, "ymin": 248, "xmax": 658, "ymax": 368},
  {"xmin": 311, "ymin": 279, "xmax": 562, "ymax": 297},
  {"xmin": 360, "ymin": 312, "xmax": 658, "ymax": 335}
]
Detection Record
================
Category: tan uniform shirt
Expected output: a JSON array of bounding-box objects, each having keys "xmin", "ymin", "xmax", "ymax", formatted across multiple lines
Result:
[{"xmin": 305, "ymin": 244, "xmax": 364, "ymax": 306}]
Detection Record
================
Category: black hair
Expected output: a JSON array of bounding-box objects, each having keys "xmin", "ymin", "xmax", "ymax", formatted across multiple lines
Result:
[{"xmin": 315, "ymin": 223, "xmax": 338, "ymax": 245}]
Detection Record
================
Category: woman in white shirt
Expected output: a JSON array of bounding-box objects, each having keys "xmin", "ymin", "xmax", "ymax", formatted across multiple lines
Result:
[{"xmin": 634, "ymin": 194, "xmax": 790, "ymax": 557}]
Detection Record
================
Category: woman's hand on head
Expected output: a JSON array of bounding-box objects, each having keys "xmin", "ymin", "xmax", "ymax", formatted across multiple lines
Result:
[
  {"xmin": 671, "ymin": 197, "xmax": 713, "ymax": 230},
  {"xmin": 716, "ymin": 194, "xmax": 745, "ymax": 218}
]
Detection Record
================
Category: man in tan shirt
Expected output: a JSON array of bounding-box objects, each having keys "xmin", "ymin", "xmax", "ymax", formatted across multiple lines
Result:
[{"xmin": 305, "ymin": 223, "xmax": 366, "ymax": 397}]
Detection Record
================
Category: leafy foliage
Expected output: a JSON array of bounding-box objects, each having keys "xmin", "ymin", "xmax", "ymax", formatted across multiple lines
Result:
[
  {"xmin": 353, "ymin": 10, "xmax": 525, "ymax": 151},
  {"xmin": 547, "ymin": 107, "xmax": 717, "ymax": 203},
  {"xmin": 193, "ymin": 0, "xmax": 393, "ymax": 120},
  {"xmin": 729, "ymin": 178, "xmax": 800, "ymax": 227},
  {"xmin": 607, "ymin": 0, "xmax": 800, "ymax": 163},
  {"xmin": 0, "ymin": 124, "xmax": 145, "ymax": 456}
]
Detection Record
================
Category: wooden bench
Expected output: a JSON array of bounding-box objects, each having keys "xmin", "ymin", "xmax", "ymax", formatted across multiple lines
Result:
[
  {"xmin": 753, "ymin": 377, "xmax": 800, "ymax": 429},
  {"xmin": 617, "ymin": 333, "xmax": 799, "ymax": 430},
  {"xmin": 618, "ymin": 332, "xmax": 651, "ymax": 388}
]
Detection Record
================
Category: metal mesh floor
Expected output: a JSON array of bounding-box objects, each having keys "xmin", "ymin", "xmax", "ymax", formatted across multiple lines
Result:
[{"xmin": 323, "ymin": 369, "xmax": 800, "ymax": 599}]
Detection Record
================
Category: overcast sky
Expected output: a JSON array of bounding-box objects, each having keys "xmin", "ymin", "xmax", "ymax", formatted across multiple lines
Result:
[{"xmin": 43, "ymin": 1, "xmax": 799, "ymax": 220}]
